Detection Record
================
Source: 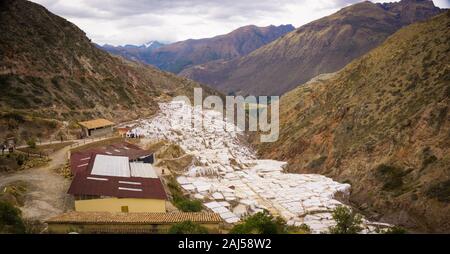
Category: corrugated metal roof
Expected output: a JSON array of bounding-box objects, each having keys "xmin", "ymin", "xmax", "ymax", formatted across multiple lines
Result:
[
  {"xmin": 67, "ymin": 171, "xmax": 167, "ymax": 199},
  {"xmin": 68, "ymin": 142, "xmax": 164, "ymax": 199},
  {"xmin": 130, "ymin": 163, "xmax": 158, "ymax": 178},
  {"xmin": 78, "ymin": 119, "xmax": 114, "ymax": 129},
  {"xmin": 47, "ymin": 212, "xmax": 223, "ymax": 225},
  {"xmin": 70, "ymin": 143, "xmax": 153, "ymax": 170},
  {"xmin": 91, "ymin": 154, "xmax": 130, "ymax": 177}
]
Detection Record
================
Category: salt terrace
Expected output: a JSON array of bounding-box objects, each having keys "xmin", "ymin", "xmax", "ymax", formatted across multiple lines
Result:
[{"xmin": 132, "ymin": 101, "xmax": 381, "ymax": 233}]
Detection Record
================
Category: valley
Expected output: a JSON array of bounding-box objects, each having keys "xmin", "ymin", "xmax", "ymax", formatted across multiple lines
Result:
[{"xmin": 0, "ymin": 0, "xmax": 448, "ymax": 235}]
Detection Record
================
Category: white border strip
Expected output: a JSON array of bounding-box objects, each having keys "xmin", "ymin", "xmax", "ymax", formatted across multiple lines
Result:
[
  {"xmin": 87, "ymin": 177, "xmax": 108, "ymax": 181},
  {"xmin": 118, "ymin": 187, "xmax": 142, "ymax": 192},
  {"xmin": 118, "ymin": 181, "xmax": 142, "ymax": 185}
]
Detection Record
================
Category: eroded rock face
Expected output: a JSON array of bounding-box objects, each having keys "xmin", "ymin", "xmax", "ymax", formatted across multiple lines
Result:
[{"xmin": 131, "ymin": 101, "xmax": 387, "ymax": 233}]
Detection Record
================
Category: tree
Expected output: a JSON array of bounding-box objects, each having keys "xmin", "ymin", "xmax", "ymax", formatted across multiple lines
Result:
[
  {"xmin": 229, "ymin": 211, "xmax": 286, "ymax": 234},
  {"xmin": 328, "ymin": 206, "xmax": 363, "ymax": 234},
  {"xmin": 168, "ymin": 221, "xmax": 209, "ymax": 234},
  {"xmin": 27, "ymin": 138, "xmax": 36, "ymax": 149},
  {"xmin": 0, "ymin": 200, "xmax": 26, "ymax": 234}
]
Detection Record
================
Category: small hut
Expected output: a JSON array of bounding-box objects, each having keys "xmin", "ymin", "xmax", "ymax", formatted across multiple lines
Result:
[{"xmin": 78, "ymin": 119, "xmax": 115, "ymax": 137}]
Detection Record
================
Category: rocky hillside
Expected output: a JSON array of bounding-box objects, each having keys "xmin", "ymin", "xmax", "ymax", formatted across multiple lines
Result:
[
  {"xmin": 0, "ymin": 0, "xmax": 218, "ymax": 142},
  {"xmin": 106, "ymin": 24, "xmax": 294, "ymax": 74},
  {"xmin": 257, "ymin": 12, "xmax": 450, "ymax": 232},
  {"xmin": 181, "ymin": 0, "xmax": 443, "ymax": 96}
]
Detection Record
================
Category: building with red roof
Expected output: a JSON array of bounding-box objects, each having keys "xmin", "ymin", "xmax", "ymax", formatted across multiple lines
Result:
[{"xmin": 68, "ymin": 142, "xmax": 166, "ymax": 213}]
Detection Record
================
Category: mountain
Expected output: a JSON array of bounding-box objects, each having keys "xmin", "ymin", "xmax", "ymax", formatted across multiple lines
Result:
[
  {"xmin": 142, "ymin": 41, "xmax": 165, "ymax": 50},
  {"xmin": 256, "ymin": 12, "xmax": 450, "ymax": 232},
  {"xmin": 100, "ymin": 41, "xmax": 165, "ymax": 62},
  {"xmin": 180, "ymin": 0, "xmax": 443, "ymax": 96},
  {"xmin": 0, "ymin": 0, "xmax": 217, "ymax": 142},
  {"xmin": 102, "ymin": 24, "xmax": 294, "ymax": 74}
]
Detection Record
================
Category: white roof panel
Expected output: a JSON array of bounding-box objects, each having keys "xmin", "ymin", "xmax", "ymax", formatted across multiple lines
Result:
[
  {"xmin": 118, "ymin": 181, "xmax": 142, "ymax": 185},
  {"xmin": 86, "ymin": 177, "xmax": 109, "ymax": 181},
  {"xmin": 130, "ymin": 163, "xmax": 158, "ymax": 178},
  {"xmin": 91, "ymin": 154, "xmax": 130, "ymax": 177},
  {"xmin": 118, "ymin": 187, "xmax": 142, "ymax": 192}
]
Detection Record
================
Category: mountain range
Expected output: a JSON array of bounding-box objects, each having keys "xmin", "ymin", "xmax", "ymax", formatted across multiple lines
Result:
[
  {"xmin": 101, "ymin": 24, "xmax": 295, "ymax": 74},
  {"xmin": 99, "ymin": 41, "xmax": 165, "ymax": 63},
  {"xmin": 180, "ymin": 0, "xmax": 443, "ymax": 96},
  {"xmin": 256, "ymin": 11, "xmax": 450, "ymax": 232}
]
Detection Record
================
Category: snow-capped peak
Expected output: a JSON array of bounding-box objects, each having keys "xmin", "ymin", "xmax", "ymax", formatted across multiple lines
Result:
[{"xmin": 144, "ymin": 41, "xmax": 155, "ymax": 48}]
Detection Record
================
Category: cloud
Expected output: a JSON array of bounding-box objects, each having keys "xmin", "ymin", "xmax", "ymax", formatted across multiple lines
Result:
[{"xmin": 30, "ymin": 0, "xmax": 449, "ymax": 46}]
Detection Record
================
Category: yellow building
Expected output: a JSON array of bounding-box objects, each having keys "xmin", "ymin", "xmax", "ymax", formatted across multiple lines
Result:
[
  {"xmin": 74, "ymin": 197, "xmax": 166, "ymax": 213},
  {"xmin": 68, "ymin": 153, "xmax": 167, "ymax": 213},
  {"xmin": 46, "ymin": 212, "xmax": 223, "ymax": 234}
]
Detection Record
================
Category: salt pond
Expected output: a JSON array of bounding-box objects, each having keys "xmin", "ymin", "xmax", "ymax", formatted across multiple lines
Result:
[{"xmin": 132, "ymin": 101, "xmax": 378, "ymax": 233}]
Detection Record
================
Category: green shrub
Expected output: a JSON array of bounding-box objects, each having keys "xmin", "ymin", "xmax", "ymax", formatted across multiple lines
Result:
[
  {"xmin": 328, "ymin": 206, "xmax": 363, "ymax": 234},
  {"xmin": 175, "ymin": 199, "xmax": 202, "ymax": 212},
  {"xmin": 16, "ymin": 154, "xmax": 27, "ymax": 166},
  {"xmin": 421, "ymin": 147, "xmax": 437, "ymax": 169},
  {"xmin": 307, "ymin": 156, "xmax": 327, "ymax": 169},
  {"xmin": 166, "ymin": 176, "xmax": 202, "ymax": 212},
  {"xmin": 27, "ymin": 138, "xmax": 37, "ymax": 149},
  {"xmin": 384, "ymin": 226, "xmax": 407, "ymax": 234},
  {"xmin": 47, "ymin": 120, "xmax": 59, "ymax": 129},
  {"xmin": 168, "ymin": 221, "xmax": 208, "ymax": 234},
  {"xmin": 286, "ymin": 223, "xmax": 311, "ymax": 234},
  {"xmin": 2, "ymin": 112, "xmax": 25, "ymax": 123},
  {"xmin": 426, "ymin": 180, "xmax": 450, "ymax": 202},
  {"xmin": 375, "ymin": 164, "xmax": 406, "ymax": 191},
  {"xmin": 229, "ymin": 211, "xmax": 286, "ymax": 234},
  {"xmin": 0, "ymin": 200, "xmax": 26, "ymax": 234},
  {"xmin": 297, "ymin": 223, "xmax": 311, "ymax": 233}
]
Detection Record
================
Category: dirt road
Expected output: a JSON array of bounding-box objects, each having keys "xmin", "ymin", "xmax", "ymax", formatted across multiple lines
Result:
[
  {"xmin": 0, "ymin": 137, "xmax": 111, "ymax": 221},
  {"xmin": 0, "ymin": 145, "xmax": 73, "ymax": 221}
]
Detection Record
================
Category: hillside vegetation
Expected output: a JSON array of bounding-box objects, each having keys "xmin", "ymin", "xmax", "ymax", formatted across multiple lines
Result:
[
  {"xmin": 0, "ymin": 0, "xmax": 218, "ymax": 143},
  {"xmin": 257, "ymin": 12, "xmax": 450, "ymax": 232}
]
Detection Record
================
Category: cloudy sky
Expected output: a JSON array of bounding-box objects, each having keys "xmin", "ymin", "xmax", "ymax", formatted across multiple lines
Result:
[{"xmin": 30, "ymin": 0, "xmax": 449, "ymax": 46}]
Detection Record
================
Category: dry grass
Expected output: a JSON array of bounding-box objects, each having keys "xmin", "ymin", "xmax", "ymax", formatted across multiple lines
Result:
[
  {"xmin": 69, "ymin": 137, "xmax": 125, "ymax": 153},
  {"xmin": 17, "ymin": 141, "xmax": 75, "ymax": 155}
]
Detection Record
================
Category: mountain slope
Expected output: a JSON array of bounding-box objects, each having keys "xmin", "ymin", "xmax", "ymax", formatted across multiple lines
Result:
[
  {"xmin": 257, "ymin": 12, "xmax": 450, "ymax": 232},
  {"xmin": 180, "ymin": 0, "xmax": 443, "ymax": 96},
  {"xmin": 103, "ymin": 24, "xmax": 294, "ymax": 74},
  {"xmin": 0, "ymin": 0, "xmax": 218, "ymax": 142}
]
